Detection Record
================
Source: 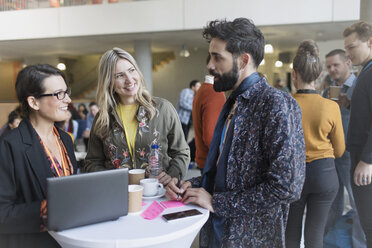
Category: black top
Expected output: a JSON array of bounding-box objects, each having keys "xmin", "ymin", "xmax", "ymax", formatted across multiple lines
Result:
[{"xmin": 347, "ymin": 59, "xmax": 372, "ymax": 163}]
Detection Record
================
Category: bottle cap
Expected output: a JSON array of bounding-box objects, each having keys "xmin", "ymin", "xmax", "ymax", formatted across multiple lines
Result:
[{"xmin": 151, "ymin": 144, "xmax": 159, "ymax": 149}]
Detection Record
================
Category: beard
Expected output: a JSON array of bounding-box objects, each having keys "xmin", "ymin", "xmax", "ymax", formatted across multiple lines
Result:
[{"xmin": 210, "ymin": 59, "xmax": 239, "ymax": 92}]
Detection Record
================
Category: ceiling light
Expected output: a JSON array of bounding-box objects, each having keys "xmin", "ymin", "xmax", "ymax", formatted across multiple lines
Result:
[
  {"xmin": 290, "ymin": 63, "xmax": 293, "ymax": 69},
  {"xmin": 179, "ymin": 45, "xmax": 190, "ymax": 58},
  {"xmin": 264, "ymin": 44, "xmax": 274, "ymax": 54},
  {"xmin": 260, "ymin": 59, "xmax": 265, "ymax": 66},
  {"xmin": 275, "ymin": 60, "xmax": 283, "ymax": 67},
  {"xmin": 57, "ymin": 63, "xmax": 66, "ymax": 71}
]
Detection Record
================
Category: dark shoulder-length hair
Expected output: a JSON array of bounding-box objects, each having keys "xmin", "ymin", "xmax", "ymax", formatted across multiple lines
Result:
[{"xmin": 15, "ymin": 64, "xmax": 66, "ymax": 118}]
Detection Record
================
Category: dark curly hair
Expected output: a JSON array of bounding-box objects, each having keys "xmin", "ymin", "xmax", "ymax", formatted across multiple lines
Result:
[{"xmin": 202, "ymin": 18, "xmax": 265, "ymax": 68}]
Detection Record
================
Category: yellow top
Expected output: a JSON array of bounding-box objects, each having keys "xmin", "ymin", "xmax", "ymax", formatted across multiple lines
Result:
[
  {"xmin": 116, "ymin": 103, "xmax": 139, "ymax": 163},
  {"xmin": 293, "ymin": 93, "xmax": 345, "ymax": 163}
]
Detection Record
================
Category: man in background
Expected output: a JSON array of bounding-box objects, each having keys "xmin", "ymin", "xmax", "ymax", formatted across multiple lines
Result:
[
  {"xmin": 322, "ymin": 49, "xmax": 365, "ymax": 247},
  {"xmin": 273, "ymin": 78, "xmax": 290, "ymax": 93},
  {"xmin": 343, "ymin": 20, "xmax": 372, "ymax": 247},
  {"xmin": 192, "ymin": 56, "xmax": 226, "ymax": 172},
  {"xmin": 177, "ymin": 80, "xmax": 201, "ymax": 140}
]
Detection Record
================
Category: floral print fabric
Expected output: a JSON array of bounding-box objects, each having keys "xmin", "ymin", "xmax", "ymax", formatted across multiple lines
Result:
[
  {"xmin": 84, "ymin": 97, "xmax": 190, "ymax": 179},
  {"xmin": 189, "ymin": 78, "xmax": 306, "ymax": 247}
]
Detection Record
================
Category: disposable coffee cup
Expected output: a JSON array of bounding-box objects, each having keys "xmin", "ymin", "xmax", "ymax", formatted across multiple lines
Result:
[
  {"xmin": 329, "ymin": 86, "xmax": 342, "ymax": 100},
  {"xmin": 129, "ymin": 169, "xmax": 145, "ymax": 185},
  {"xmin": 140, "ymin": 178, "xmax": 164, "ymax": 197},
  {"xmin": 128, "ymin": 185, "xmax": 143, "ymax": 213}
]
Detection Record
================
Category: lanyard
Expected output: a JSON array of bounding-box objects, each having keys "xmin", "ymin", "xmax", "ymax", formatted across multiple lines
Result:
[
  {"xmin": 118, "ymin": 104, "xmax": 138, "ymax": 165},
  {"xmin": 42, "ymin": 133, "xmax": 67, "ymax": 177},
  {"xmin": 123, "ymin": 122, "xmax": 137, "ymax": 165},
  {"xmin": 218, "ymin": 103, "xmax": 237, "ymax": 155}
]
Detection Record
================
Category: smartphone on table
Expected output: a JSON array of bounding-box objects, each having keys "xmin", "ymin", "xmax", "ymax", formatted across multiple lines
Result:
[{"xmin": 162, "ymin": 209, "xmax": 202, "ymax": 222}]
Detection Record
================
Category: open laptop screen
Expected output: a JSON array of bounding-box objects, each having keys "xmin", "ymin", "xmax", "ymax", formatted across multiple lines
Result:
[{"xmin": 47, "ymin": 168, "xmax": 128, "ymax": 231}]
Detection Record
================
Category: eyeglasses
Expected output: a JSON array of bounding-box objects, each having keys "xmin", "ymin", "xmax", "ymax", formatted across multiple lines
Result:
[{"xmin": 38, "ymin": 88, "xmax": 71, "ymax": 100}]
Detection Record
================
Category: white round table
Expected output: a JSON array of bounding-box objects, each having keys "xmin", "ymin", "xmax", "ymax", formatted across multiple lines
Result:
[{"xmin": 49, "ymin": 198, "xmax": 209, "ymax": 248}]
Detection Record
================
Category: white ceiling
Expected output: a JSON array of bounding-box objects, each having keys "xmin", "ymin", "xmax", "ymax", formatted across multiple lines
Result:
[{"xmin": 0, "ymin": 21, "xmax": 354, "ymax": 62}]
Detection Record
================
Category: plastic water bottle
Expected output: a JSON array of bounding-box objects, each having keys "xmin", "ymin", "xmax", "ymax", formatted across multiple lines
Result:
[{"xmin": 149, "ymin": 144, "xmax": 161, "ymax": 178}]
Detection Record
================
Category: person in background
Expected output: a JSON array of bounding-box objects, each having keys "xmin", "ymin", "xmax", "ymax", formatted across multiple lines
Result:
[
  {"xmin": 0, "ymin": 108, "xmax": 22, "ymax": 138},
  {"xmin": 273, "ymin": 78, "xmax": 290, "ymax": 93},
  {"xmin": 285, "ymin": 40, "xmax": 345, "ymax": 248},
  {"xmin": 318, "ymin": 74, "xmax": 334, "ymax": 95},
  {"xmin": 82, "ymin": 101, "xmax": 99, "ymax": 148},
  {"xmin": 322, "ymin": 49, "xmax": 365, "ymax": 247},
  {"xmin": 55, "ymin": 110, "xmax": 78, "ymax": 142},
  {"xmin": 176, "ymin": 79, "xmax": 201, "ymax": 140},
  {"xmin": 166, "ymin": 18, "xmax": 305, "ymax": 247},
  {"xmin": 78, "ymin": 103, "xmax": 88, "ymax": 120},
  {"xmin": 343, "ymin": 21, "xmax": 372, "ymax": 247},
  {"xmin": 65, "ymin": 110, "xmax": 78, "ymax": 140},
  {"xmin": 192, "ymin": 55, "xmax": 226, "ymax": 172},
  {"xmin": 83, "ymin": 48, "xmax": 189, "ymax": 185},
  {"xmin": 0, "ymin": 64, "xmax": 77, "ymax": 247}
]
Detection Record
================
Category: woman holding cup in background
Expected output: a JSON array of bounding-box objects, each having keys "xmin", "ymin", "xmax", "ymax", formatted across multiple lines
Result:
[{"xmin": 83, "ymin": 48, "xmax": 189, "ymax": 186}]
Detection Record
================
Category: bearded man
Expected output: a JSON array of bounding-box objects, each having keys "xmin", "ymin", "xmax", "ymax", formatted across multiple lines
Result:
[{"xmin": 166, "ymin": 18, "xmax": 306, "ymax": 247}]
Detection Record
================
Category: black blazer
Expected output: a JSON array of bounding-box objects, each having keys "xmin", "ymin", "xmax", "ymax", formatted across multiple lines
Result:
[{"xmin": 0, "ymin": 119, "xmax": 77, "ymax": 248}]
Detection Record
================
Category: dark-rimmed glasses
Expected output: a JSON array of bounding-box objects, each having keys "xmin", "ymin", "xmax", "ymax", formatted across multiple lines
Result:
[{"xmin": 37, "ymin": 88, "xmax": 71, "ymax": 100}]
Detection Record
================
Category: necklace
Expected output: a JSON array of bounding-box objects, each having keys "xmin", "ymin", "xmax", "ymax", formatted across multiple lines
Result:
[{"xmin": 42, "ymin": 132, "xmax": 68, "ymax": 177}]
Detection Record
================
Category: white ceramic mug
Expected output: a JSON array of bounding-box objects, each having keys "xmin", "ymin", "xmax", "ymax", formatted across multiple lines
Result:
[{"xmin": 140, "ymin": 178, "xmax": 164, "ymax": 197}]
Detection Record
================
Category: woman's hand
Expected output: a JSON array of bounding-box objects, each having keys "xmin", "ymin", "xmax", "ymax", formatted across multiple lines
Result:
[
  {"xmin": 165, "ymin": 177, "xmax": 191, "ymax": 201},
  {"xmin": 354, "ymin": 160, "xmax": 372, "ymax": 186},
  {"xmin": 157, "ymin": 172, "xmax": 172, "ymax": 186}
]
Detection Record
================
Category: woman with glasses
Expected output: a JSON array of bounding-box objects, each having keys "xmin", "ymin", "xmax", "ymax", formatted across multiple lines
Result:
[
  {"xmin": 83, "ymin": 47, "xmax": 189, "ymax": 185},
  {"xmin": 0, "ymin": 64, "xmax": 77, "ymax": 247}
]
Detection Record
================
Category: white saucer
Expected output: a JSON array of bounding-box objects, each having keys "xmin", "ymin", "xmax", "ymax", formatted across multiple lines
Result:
[{"xmin": 142, "ymin": 188, "xmax": 166, "ymax": 200}]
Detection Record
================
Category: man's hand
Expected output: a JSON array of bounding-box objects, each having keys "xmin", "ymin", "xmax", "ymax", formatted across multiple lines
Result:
[
  {"xmin": 157, "ymin": 172, "xmax": 172, "ymax": 186},
  {"xmin": 354, "ymin": 160, "xmax": 372, "ymax": 186},
  {"xmin": 165, "ymin": 177, "xmax": 191, "ymax": 201},
  {"xmin": 337, "ymin": 93, "xmax": 350, "ymax": 108},
  {"xmin": 182, "ymin": 187, "xmax": 214, "ymax": 213}
]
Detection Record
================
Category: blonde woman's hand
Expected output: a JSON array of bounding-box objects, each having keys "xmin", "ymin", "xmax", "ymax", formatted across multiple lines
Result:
[
  {"xmin": 158, "ymin": 171, "xmax": 172, "ymax": 186},
  {"xmin": 165, "ymin": 177, "xmax": 191, "ymax": 201},
  {"xmin": 354, "ymin": 160, "xmax": 372, "ymax": 186}
]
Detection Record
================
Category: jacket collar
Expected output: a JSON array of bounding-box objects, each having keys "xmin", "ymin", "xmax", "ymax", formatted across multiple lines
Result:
[
  {"xmin": 18, "ymin": 119, "xmax": 77, "ymax": 197},
  {"xmin": 18, "ymin": 119, "xmax": 52, "ymax": 197}
]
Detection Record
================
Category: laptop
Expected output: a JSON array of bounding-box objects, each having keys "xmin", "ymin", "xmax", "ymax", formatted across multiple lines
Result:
[{"xmin": 47, "ymin": 168, "xmax": 128, "ymax": 231}]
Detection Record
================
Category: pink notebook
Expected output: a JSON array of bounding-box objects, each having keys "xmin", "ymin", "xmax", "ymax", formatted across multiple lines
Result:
[
  {"xmin": 160, "ymin": 200, "xmax": 185, "ymax": 209},
  {"xmin": 141, "ymin": 201, "xmax": 164, "ymax": 220}
]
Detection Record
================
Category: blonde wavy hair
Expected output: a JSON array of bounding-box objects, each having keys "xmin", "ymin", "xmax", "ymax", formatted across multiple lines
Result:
[{"xmin": 94, "ymin": 47, "xmax": 156, "ymax": 139}]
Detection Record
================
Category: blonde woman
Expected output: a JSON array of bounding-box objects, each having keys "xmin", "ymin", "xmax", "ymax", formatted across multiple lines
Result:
[{"xmin": 84, "ymin": 48, "xmax": 190, "ymax": 185}]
